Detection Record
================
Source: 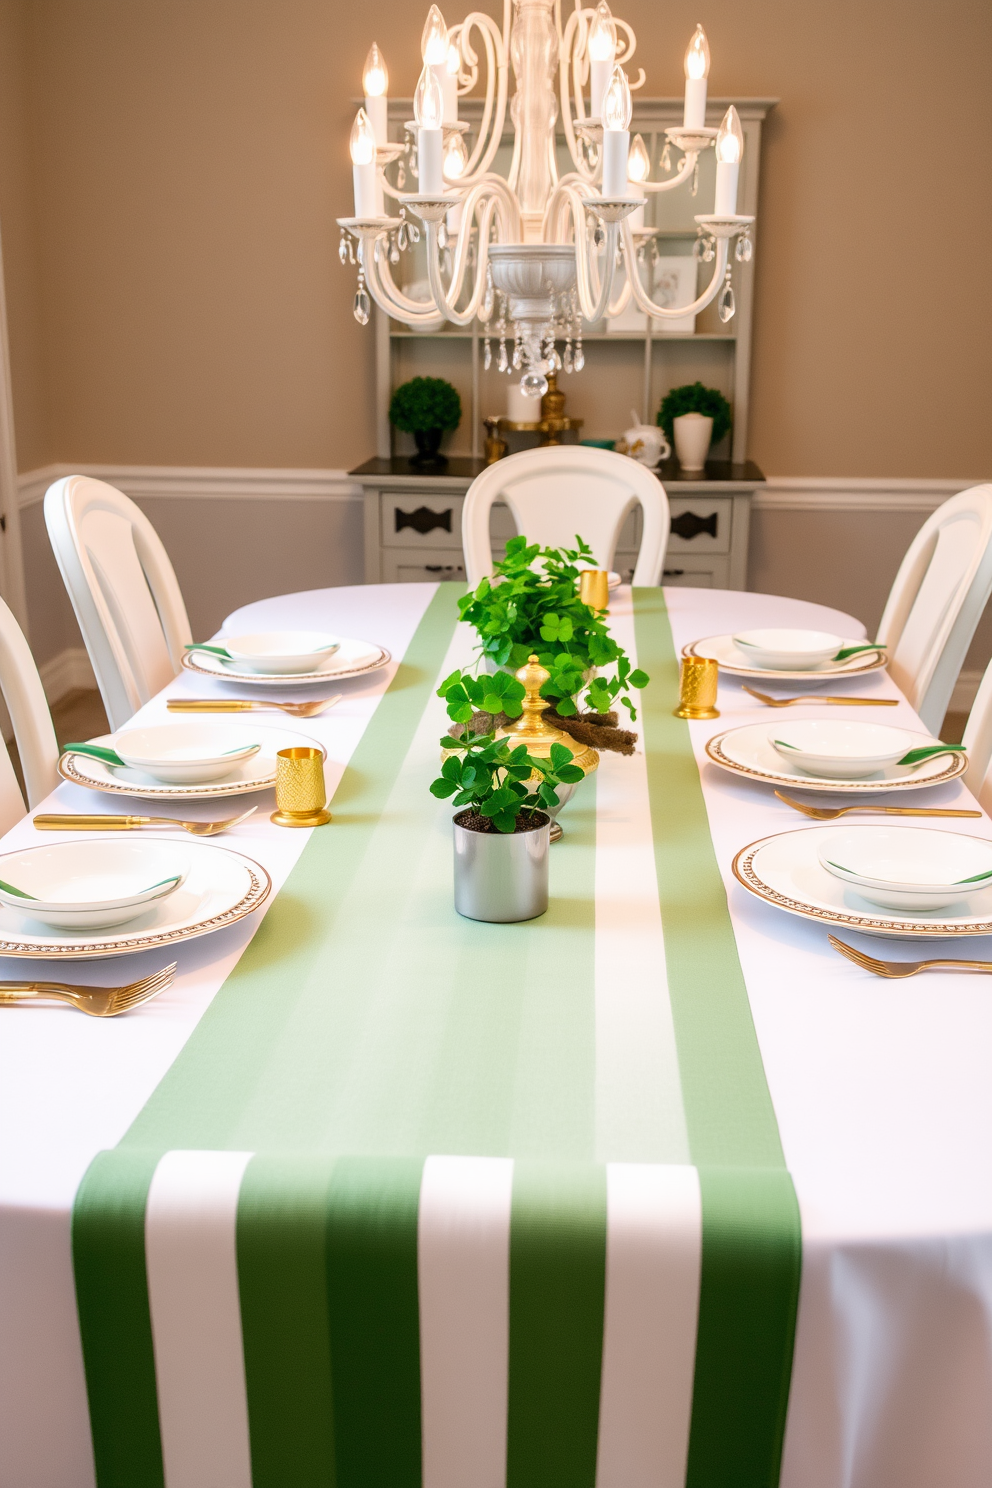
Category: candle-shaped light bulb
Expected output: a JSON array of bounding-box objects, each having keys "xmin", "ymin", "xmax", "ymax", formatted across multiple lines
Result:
[
  {"xmin": 414, "ymin": 63, "xmax": 444, "ymax": 193},
  {"xmin": 363, "ymin": 42, "xmax": 388, "ymax": 97},
  {"xmin": 627, "ymin": 132, "xmax": 649, "ymax": 182},
  {"xmin": 715, "ymin": 104, "xmax": 744, "ymax": 163},
  {"xmin": 714, "ymin": 105, "xmax": 743, "ymax": 214},
  {"xmin": 350, "ymin": 108, "xmax": 378, "ymax": 217},
  {"xmin": 682, "ymin": 24, "xmax": 710, "ymax": 129},
  {"xmin": 602, "ymin": 65, "xmax": 632, "ymax": 131},
  {"xmin": 684, "ymin": 24, "xmax": 710, "ymax": 79},
  {"xmin": 443, "ymin": 130, "xmax": 468, "ymax": 179},
  {"xmin": 601, "ymin": 66, "xmax": 631, "ymax": 197},
  {"xmin": 421, "ymin": 4, "xmax": 448, "ymax": 63},
  {"xmin": 414, "ymin": 63, "xmax": 443, "ymax": 129},
  {"xmin": 441, "ymin": 36, "xmax": 460, "ymax": 121},
  {"xmin": 588, "ymin": 1, "xmax": 617, "ymax": 119}
]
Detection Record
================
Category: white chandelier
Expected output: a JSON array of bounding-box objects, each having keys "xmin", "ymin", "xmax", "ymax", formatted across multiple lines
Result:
[{"xmin": 338, "ymin": 1, "xmax": 754, "ymax": 400}]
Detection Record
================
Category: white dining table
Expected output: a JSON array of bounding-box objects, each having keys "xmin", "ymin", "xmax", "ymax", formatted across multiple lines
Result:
[{"xmin": 0, "ymin": 581, "xmax": 990, "ymax": 1488}]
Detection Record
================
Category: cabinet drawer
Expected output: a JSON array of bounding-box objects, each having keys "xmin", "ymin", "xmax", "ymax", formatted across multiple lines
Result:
[
  {"xmin": 381, "ymin": 549, "xmax": 466, "ymax": 583},
  {"xmin": 667, "ymin": 498, "xmax": 733, "ymax": 555},
  {"xmin": 662, "ymin": 555, "xmax": 730, "ymax": 588},
  {"xmin": 382, "ymin": 493, "xmax": 463, "ymax": 549}
]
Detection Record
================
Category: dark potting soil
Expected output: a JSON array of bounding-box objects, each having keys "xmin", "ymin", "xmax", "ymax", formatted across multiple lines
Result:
[{"xmin": 454, "ymin": 809, "xmax": 549, "ymax": 835}]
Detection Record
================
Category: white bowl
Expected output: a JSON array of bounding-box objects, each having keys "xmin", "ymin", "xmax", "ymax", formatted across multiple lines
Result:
[
  {"xmin": 732, "ymin": 628, "xmax": 844, "ymax": 670},
  {"xmin": 818, "ymin": 826, "xmax": 992, "ymax": 911},
  {"xmin": 769, "ymin": 720, "xmax": 918, "ymax": 780},
  {"xmin": 220, "ymin": 631, "xmax": 341, "ymax": 675},
  {"xmin": 114, "ymin": 725, "xmax": 261, "ymax": 784},
  {"xmin": 0, "ymin": 839, "xmax": 189, "ymax": 929}
]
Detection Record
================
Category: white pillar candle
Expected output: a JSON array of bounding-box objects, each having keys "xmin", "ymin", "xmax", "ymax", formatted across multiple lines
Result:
[
  {"xmin": 508, "ymin": 381, "xmax": 538, "ymax": 422},
  {"xmin": 350, "ymin": 109, "xmax": 378, "ymax": 218},
  {"xmin": 363, "ymin": 97, "xmax": 387, "ymax": 214},
  {"xmin": 419, "ymin": 128, "xmax": 444, "ymax": 194},
  {"xmin": 714, "ymin": 159, "xmax": 739, "ymax": 215},
  {"xmin": 602, "ymin": 129, "xmax": 630, "ymax": 197},
  {"xmin": 682, "ymin": 25, "xmax": 710, "ymax": 129}
]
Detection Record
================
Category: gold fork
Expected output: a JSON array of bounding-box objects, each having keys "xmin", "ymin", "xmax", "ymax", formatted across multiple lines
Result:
[
  {"xmin": 167, "ymin": 696, "xmax": 342, "ymax": 718},
  {"xmin": 742, "ymin": 684, "xmax": 898, "ymax": 707},
  {"xmin": 0, "ymin": 962, "xmax": 177, "ymax": 1015},
  {"xmin": 774, "ymin": 790, "xmax": 981, "ymax": 821},
  {"xmin": 828, "ymin": 936, "xmax": 992, "ymax": 978},
  {"xmin": 33, "ymin": 807, "xmax": 258, "ymax": 836}
]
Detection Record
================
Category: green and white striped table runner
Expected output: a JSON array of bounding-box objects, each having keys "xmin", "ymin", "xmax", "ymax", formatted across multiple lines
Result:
[{"xmin": 72, "ymin": 584, "xmax": 801, "ymax": 1488}]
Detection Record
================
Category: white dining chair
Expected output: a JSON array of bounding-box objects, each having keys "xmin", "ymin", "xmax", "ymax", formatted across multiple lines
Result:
[
  {"xmin": 876, "ymin": 484, "xmax": 992, "ymax": 735},
  {"xmin": 44, "ymin": 475, "xmax": 193, "ymax": 731},
  {"xmin": 460, "ymin": 446, "xmax": 670, "ymax": 587},
  {"xmin": 0, "ymin": 595, "xmax": 61, "ymax": 833},
  {"xmin": 960, "ymin": 658, "xmax": 992, "ymax": 811}
]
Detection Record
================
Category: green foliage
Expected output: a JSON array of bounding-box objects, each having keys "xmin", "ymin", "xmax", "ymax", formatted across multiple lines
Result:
[
  {"xmin": 431, "ymin": 671, "xmax": 585, "ymax": 833},
  {"xmin": 656, "ymin": 382, "xmax": 732, "ymax": 445},
  {"xmin": 456, "ymin": 535, "xmax": 650, "ymax": 720},
  {"xmin": 389, "ymin": 377, "xmax": 462, "ymax": 433}
]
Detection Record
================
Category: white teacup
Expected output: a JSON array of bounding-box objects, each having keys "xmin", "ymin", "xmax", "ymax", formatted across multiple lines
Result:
[{"xmin": 618, "ymin": 411, "xmax": 670, "ymax": 467}]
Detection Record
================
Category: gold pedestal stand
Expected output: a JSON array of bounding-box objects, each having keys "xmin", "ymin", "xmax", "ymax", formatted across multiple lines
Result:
[
  {"xmin": 497, "ymin": 653, "xmax": 598, "ymax": 841},
  {"xmin": 487, "ymin": 373, "xmax": 584, "ymax": 457}
]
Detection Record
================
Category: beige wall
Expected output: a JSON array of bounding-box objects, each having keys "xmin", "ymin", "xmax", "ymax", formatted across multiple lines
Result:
[{"xmin": 0, "ymin": 0, "xmax": 989, "ymax": 478}]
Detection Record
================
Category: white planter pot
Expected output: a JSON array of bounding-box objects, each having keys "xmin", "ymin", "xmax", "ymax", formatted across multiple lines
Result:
[
  {"xmin": 453, "ymin": 810, "xmax": 550, "ymax": 922},
  {"xmin": 673, "ymin": 412, "xmax": 714, "ymax": 473}
]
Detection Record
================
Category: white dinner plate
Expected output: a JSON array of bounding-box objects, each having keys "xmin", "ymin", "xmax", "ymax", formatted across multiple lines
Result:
[
  {"xmin": 58, "ymin": 724, "xmax": 324, "ymax": 800},
  {"xmin": 705, "ymin": 722, "xmax": 968, "ymax": 793},
  {"xmin": 684, "ymin": 633, "xmax": 888, "ymax": 682},
  {"xmin": 0, "ymin": 838, "xmax": 190, "ymax": 929},
  {"xmin": 181, "ymin": 635, "xmax": 390, "ymax": 686},
  {"xmin": 733, "ymin": 824, "xmax": 992, "ymax": 939},
  {"xmin": 0, "ymin": 838, "xmax": 271, "ymax": 959}
]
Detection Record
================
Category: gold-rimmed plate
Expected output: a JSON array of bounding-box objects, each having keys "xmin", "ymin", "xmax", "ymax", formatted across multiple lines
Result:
[
  {"xmin": 706, "ymin": 723, "xmax": 968, "ymax": 793},
  {"xmin": 684, "ymin": 634, "xmax": 888, "ymax": 682},
  {"xmin": 733, "ymin": 824, "xmax": 992, "ymax": 939},
  {"xmin": 0, "ymin": 838, "xmax": 271, "ymax": 958},
  {"xmin": 181, "ymin": 636, "xmax": 390, "ymax": 687},
  {"xmin": 58, "ymin": 725, "xmax": 324, "ymax": 800}
]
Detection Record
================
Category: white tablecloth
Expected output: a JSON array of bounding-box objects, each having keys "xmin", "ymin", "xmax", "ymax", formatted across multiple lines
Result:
[{"xmin": 0, "ymin": 583, "xmax": 989, "ymax": 1488}]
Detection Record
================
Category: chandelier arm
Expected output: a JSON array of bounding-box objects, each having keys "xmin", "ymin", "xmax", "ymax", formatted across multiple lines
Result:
[
  {"xmin": 623, "ymin": 221, "xmax": 730, "ymax": 318},
  {"xmin": 559, "ymin": 188, "xmax": 620, "ymax": 323},
  {"xmin": 558, "ymin": 9, "xmax": 598, "ymax": 180},
  {"xmin": 440, "ymin": 191, "xmax": 501, "ymax": 305},
  {"xmin": 364, "ymin": 251, "xmax": 446, "ymax": 329},
  {"xmin": 451, "ymin": 12, "xmax": 509, "ymax": 183},
  {"xmin": 423, "ymin": 220, "xmax": 492, "ymax": 327},
  {"xmin": 639, "ymin": 151, "xmax": 698, "ymax": 194},
  {"xmin": 376, "ymin": 165, "xmax": 407, "ymax": 204}
]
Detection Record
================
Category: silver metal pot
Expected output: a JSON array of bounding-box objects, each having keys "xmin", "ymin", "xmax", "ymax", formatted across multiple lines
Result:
[{"xmin": 453, "ymin": 810, "xmax": 550, "ymax": 922}]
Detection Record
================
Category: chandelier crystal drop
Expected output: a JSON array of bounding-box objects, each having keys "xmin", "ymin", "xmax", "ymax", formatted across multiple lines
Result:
[{"xmin": 337, "ymin": 3, "xmax": 756, "ymax": 392}]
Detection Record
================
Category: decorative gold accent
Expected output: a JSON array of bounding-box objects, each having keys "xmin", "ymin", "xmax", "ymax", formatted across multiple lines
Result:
[
  {"xmin": 674, "ymin": 655, "xmax": 719, "ymax": 719},
  {"xmin": 578, "ymin": 569, "xmax": 610, "ymax": 614},
  {"xmin": 0, "ymin": 857, "xmax": 271, "ymax": 958},
  {"xmin": 483, "ymin": 416, "xmax": 508, "ymax": 464},
  {"xmin": 705, "ymin": 730, "xmax": 967, "ymax": 793},
  {"xmin": 497, "ymin": 654, "xmax": 599, "ymax": 777},
  {"xmin": 491, "ymin": 373, "xmax": 584, "ymax": 446},
  {"xmin": 731, "ymin": 835, "xmax": 992, "ymax": 939},
  {"xmin": 271, "ymin": 747, "xmax": 331, "ymax": 827}
]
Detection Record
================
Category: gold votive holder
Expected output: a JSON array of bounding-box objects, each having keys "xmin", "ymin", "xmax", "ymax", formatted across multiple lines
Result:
[
  {"xmin": 578, "ymin": 568, "xmax": 610, "ymax": 614},
  {"xmin": 271, "ymin": 746, "xmax": 331, "ymax": 827},
  {"xmin": 674, "ymin": 655, "xmax": 720, "ymax": 719}
]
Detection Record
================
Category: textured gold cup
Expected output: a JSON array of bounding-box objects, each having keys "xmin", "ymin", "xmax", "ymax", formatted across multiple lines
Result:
[
  {"xmin": 578, "ymin": 569, "xmax": 610, "ymax": 614},
  {"xmin": 674, "ymin": 655, "xmax": 720, "ymax": 719},
  {"xmin": 271, "ymin": 746, "xmax": 331, "ymax": 827}
]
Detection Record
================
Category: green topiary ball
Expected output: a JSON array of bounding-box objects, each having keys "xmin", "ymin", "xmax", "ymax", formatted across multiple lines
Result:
[
  {"xmin": 389, "ymin": 377, "xmax": 462, "ymax": 433},
  {"xmin": 656, "ymin": 382, "xmax": 732, "ymax": 445}
]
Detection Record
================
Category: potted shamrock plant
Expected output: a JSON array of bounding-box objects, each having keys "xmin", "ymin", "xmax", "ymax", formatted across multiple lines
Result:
[
  {"xmin": 457, "ymin": 535, "xmax": 649, "ymax": 721},
  {"xmin": 431, "ymin": 666, "xmax": 584, "ymax": 922}
]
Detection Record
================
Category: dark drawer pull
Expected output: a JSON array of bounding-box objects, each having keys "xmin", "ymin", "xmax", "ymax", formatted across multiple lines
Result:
[
  {"xmin": 424, "ymin": 564, "xmax": 462, "ymax": 573},
  {"xmin": 663, "ymin": 568, "xmax": 686, "ymax": 577},
  {"xmin": 396, "ymin": 506, "xmax": 452, "ymax": 535},
  {"xmin": 671, "ymin": 510, "xmax": 718, "ymax": 541}
]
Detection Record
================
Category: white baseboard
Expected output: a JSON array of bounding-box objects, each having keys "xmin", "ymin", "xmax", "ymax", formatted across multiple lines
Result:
[
  {"xmin": 18, "ymin": 463, "xmax": 362, "ymax": 509},
  {"xmin": 756, "ymin": 477, "xmax": 989, "ymax": 513},
  {"xmin": 39, "ymin": 647, "xmax": 96, "ymax": 705}
]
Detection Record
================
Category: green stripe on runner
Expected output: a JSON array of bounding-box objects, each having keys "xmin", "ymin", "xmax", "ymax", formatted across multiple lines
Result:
[
  {"xmin": 506, "ymin": 1161, "xmax": 607, "ymax": 1488},
  {"xmin": 325, "ymin": 1157, "xmax": 424, "ymax": 1488},
  {"xmin": 71, "ymin": 1148, "xmax": 165, "ymax": 1488},
  {"xmin": 237, "ymin": 1154, "xmax": 338, "ymax": 1488},
  {"xmin": 633, "ymin": 587, "xmax": 802, "ymax": 1488}
]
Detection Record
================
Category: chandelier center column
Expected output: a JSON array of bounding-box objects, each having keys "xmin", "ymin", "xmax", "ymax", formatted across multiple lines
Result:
[{"xmin": 509, "ymin": 0, "xmax": 559, "ymax": 243}]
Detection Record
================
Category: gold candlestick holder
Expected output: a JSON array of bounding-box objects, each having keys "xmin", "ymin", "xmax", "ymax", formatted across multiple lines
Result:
[
  {"xmin": 674, "ymin": 655, "xmax": 719, "ymax": 719},
  {"xmin": 271, "ymin": 746, "xmax": 332, "ymax": 826},
  {"xmin": 578, "ymin": 569, "xmax": 610, "ymax": 614},
  {"xmin": 497, "ymin": 653, "xmax": 598, "ymax": 841}
]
